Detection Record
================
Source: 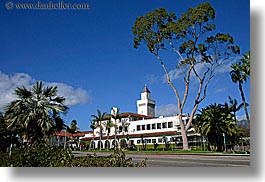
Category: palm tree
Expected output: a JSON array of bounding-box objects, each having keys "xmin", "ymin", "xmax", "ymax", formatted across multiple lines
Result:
[
  {"xmin": 4, "ymin": 81, "xmax": 68, "ymax": 145},
  {"xmin": 194, "ymin": 103, "xmax": 239, "ymax": 151},
  {"xmin": 228, "ymin": 96, "xmax": 245, "ymax": 124},
  {"xmin": 67, "ymin": 120, "xmax": 79, "ymax": 135},
  {"xmin": 111, "ymin": 107, "xmax": 121, "ymax": 150},
  {"xmin": 230, "ymin": 51, "xmax": 250, "ymax": 125},
  {"xmin": 140, "ymin": 134, "xmax": 146, "ymax": 150},
  {"xmin": 104, "ymin": 119, "xmax": 115, "ymax": 150},
  {"xmin": 67, "ymin": 120, "xmax": 80, "ymax": 148},
  {"xmin": 162, "ymin": 135, "xmax": 168, "ymax": 151},
  {"xmin": 91, "ymin": 109, "xmax": 107, "ymax": 150},
  {"xmin": 90, "ymin": 119, "xmax": 97, "ymax": 150}
]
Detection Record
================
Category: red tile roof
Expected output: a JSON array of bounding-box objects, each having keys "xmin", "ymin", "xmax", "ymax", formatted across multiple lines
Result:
[
  {"xmin": 54, "ymin": 131, "xmax": 92, "ymax": 137},
  {"xmin": 120, "ymin": 112, "xmax": 155, "ymax": 119},
  {"xmin": 91, "ymin": 112, "xmax": 155, "ymax": 121}
]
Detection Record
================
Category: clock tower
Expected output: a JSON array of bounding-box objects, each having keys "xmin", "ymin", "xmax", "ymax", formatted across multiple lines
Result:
[{"xmin": 137, "ymin": 85, "xmax": 156, "ymax": 117}]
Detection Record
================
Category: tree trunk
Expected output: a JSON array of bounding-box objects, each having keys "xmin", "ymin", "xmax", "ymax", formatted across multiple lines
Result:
[
  {"xmin": 181, "ymin": 130, "xmax": 189, "ymax": 150},
  {"xmin": 114, "ymin": 125, "xmax": 117, "ymax": 150},
  {"xmin": 239, "ymin": 82, "xmax": 250, "ymax": 125},
  {"xmin": 99, "ymin": 129, "xmax": 102, "ymax": 150},
  {"xmin": 178, "ymin": 114, "xmax": 189, "ymax": 150}
]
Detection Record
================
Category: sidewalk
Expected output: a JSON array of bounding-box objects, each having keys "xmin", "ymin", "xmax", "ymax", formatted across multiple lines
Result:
[{"xmin": 73, "ymin": 150, "xmax": 250, "ymax": 157}]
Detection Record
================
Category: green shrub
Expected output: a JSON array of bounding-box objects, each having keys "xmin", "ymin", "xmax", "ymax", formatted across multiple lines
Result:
[{"xmin": 0, "ymin": 145, "xmax": 146, "ymax": 167}]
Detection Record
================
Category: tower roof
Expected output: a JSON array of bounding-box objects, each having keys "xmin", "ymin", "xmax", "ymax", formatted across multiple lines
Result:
[{"xmin": 142, "ymin": 85, "xmax": 151, "ymax": 93}]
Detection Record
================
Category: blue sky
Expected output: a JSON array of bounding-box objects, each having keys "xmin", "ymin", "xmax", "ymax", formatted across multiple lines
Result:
[{"xmin": 0, "ymin": 0, "xmax": 250, "ymax": 131}]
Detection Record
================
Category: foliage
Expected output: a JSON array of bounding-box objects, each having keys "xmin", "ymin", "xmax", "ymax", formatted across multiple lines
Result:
[
  {"xmin": 104, "ymin": 119, "xmax": 115, "ymax": 136},
  {"xmin": 67, "ymin": 120, "xmax": 80, "ymax": 135},
  {"xmin": 0, "ymin": 112, "xmax": 11, "ymax": 152},
  {"xmin": 4, "ymin": 81, "xmax": 68, "ymax": 145},
  {"xmin": 230, "ymin": 51, "xmax": 250, "ymax": 124},
  {"xmin": 132, "ymin": 2, "xmax": 240, "ymax": 150},
  {"xmin": 140, "ymin": 134, "xmax": 146, "ymax": 150},
  {"xmin": 91, "ymin": 109, "xmax": 107, "ymax": 150},
  {"xmin": 227, "ymin": 96, "xmax": 245, "ymax": 123},
  {"xmin": 90, "ymin": 120, "xmax": 97, "ymax": 130},
  {"xmin": 0, "ymin": 145, "xmax": 146, "ymax": 167},
  {"xmin": 194, "ymin": 103, "xmax": 243, "ymax": 151}
]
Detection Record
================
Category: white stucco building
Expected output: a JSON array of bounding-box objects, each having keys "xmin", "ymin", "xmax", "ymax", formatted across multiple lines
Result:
[{"xmin": 80, "ymin": 85, "xmax": 200, "ymax": 150}]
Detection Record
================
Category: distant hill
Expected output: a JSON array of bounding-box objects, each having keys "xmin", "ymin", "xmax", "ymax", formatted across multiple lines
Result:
[{"xmin": 237, "ymin": 119, "xmax": 249, "ymax": 128}]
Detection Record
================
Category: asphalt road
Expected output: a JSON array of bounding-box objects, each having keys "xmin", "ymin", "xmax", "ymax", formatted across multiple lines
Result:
[
  {"xmin": 73, "ymin": 151, "xmax": 250, "ymax": 167},
  {"xmin": 128, "ymin": 154, "xmax": 250, "ymax": 167}
]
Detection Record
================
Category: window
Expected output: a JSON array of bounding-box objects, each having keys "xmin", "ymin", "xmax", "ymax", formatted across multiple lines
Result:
[
  {"xmin": 119, "ymin": 125, "xmax": 123, "ymax": 132},
  {"xmin": 168, "ymin": 122, "xmax": 173, "ymax": 128},
  {"xmin": 158, "ymin": 138, "xmax": 163, "ymax": 143},
  {"xmin": 152, "ymin": 139, "xmax": 156, "ymax": 143},
  {"xmin": 162, "ymin": 122, "xmax": 167, "ymax": 128},
  {"xmin": 157, "ymin": 123, "xmax": 161, "ymax": 129},
  {"xmin": 152, "ymin": 123, "xmax": 156, "ymax": 129},
  {"xmin": 137, "ymin": 125, "xmax": 141, "ymax": 131},
  {"xmin": 142, "ymin": 125, "xmax": 145, "ymax": 130},
  {"xmin": 146, "ymin": 139, "xmax": 151, "ymax": 143},
  {"xmin": 147, "ymin": 124, "xmax": 151, "ymax": 130},
  {"xmin": 137, "ymin": 140, "xmax": 141, "ymax": 144}
]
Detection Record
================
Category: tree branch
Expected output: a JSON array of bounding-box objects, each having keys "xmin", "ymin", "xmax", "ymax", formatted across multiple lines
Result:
[{"xmin": 154, "ymin": 52, "xmax": 182, "ymax": 112}]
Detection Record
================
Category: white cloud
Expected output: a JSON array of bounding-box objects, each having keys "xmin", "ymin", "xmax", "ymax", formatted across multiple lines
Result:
[
  {"xmin": 215, "ymin": 87, "xmax": 227, "ymax": 93},
  {"xmin": 217, "ymin": 63, "xmax": 232, "ymax": 73},
  {"xmin": 236, "ymin": 114, "xmax": 247, "ymax": 121},
  {"xmin": 161, "ymin": 55, "xmax": 241, "ymax": 84},
  {"xmin": 0, "ymin": 71, "xmax": 33, "ymax": 110},
  {"xmin": 156, "ymin": 104, "xmax": 178, "ymax": 117},
  {"xmin": 216, "ymin": 56, "xmax": 241, "ymax": 73},
  {"xmin": 145, "ymin": 74, "xmax": 160, "ymax": 85},
  {"xmin": 47, "ymin": 82, "xmax": 90, "ymax": 106},
  {"xmin": 0, "ymin": 71, "xmax": 91, "ymax": 110},
  {"xmin": 162, "ymin": 69, "xmax": 183, "ymax": 83}
]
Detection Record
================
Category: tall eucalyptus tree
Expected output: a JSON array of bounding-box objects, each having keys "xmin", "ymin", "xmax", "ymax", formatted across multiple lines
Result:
[{"xmin": 132, "ymin": 2, "xmax": 240, "ymax": 150}]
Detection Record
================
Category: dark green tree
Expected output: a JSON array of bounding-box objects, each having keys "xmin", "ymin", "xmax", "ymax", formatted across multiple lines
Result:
[
  {"xmin": 67, "ymin": 120, "xmax": 79, "ymax": 135},
  {"xmin": 228, "ymin": 96, "xmax": 245, "ymax": 124},
  {"xmin": 132, "ymin": 2, "xmax": 240, "ymax": 150},
  {"xmin": 67, "ymin": 119, "xmax": 80, "ymax": 147},
  {"xmin": 230, "ymin": 51, "xmax": 250, "ymax": 125},
  {"xmin": 0, "ymin": 112, "xmax": 10, "ymax": 152},
  {"xmin": 194, "ymin": 103, "xmax": 241, "ymax": 151},
  {"xmin": 140, "ymin": 134, "xmax": 146, "ymax": 150},
  {"xmin": 162, "ymin": 135, "xmax": 167, "ymax": 151},
  {"xmin": 4, "ymin": 81, "xmax": 68, "ymax": 146}
]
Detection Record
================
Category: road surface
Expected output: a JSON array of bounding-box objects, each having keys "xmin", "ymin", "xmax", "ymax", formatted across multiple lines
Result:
[{"xmin": 73, "ymin": 151, "xmax": 250, "ymax": 167}]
